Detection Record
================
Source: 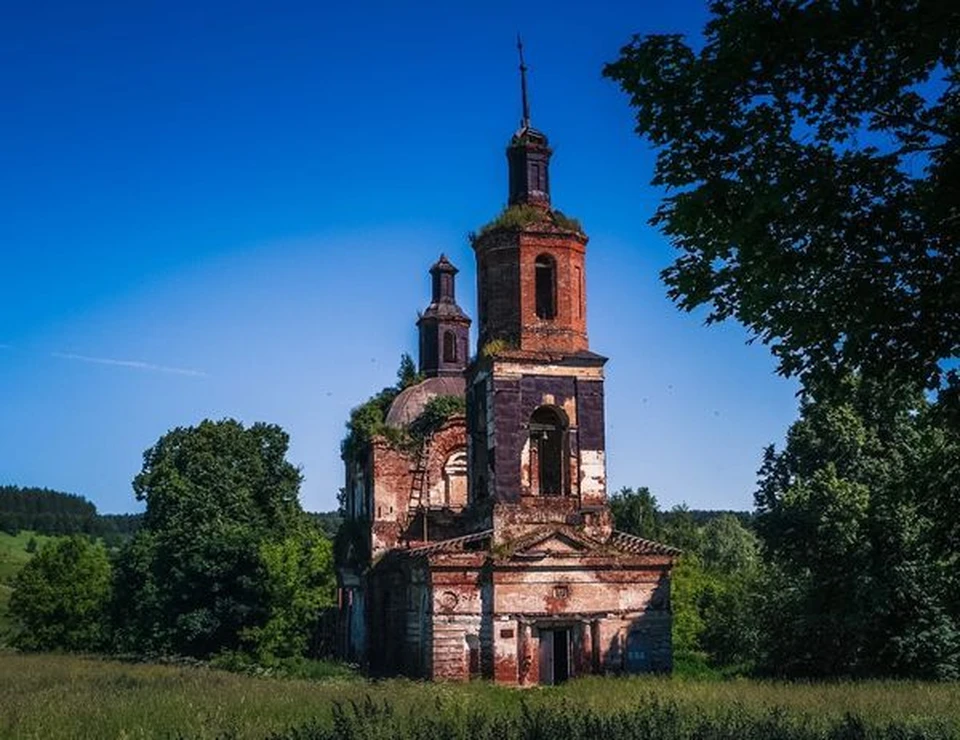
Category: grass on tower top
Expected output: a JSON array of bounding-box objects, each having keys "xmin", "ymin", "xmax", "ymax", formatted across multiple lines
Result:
[{"xmin": 470, "ymin": 204, "xmax": 583, "ymax": 243}]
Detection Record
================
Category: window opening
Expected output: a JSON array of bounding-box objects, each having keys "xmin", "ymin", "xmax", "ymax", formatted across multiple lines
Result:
[
  {"xmin": 535, "ymin": 255, "xmax": 556, "ymax": 320},
  {"xmin": 530, "ymin": 406, "xmax": 566, "ymax": 495},
  {"xmin": 443, "ymin": 330, "xmax": 458, "ymax": 363},
  {"xmin": 574, "ymin": 265, "xmax": 583, "ymax": 319}
]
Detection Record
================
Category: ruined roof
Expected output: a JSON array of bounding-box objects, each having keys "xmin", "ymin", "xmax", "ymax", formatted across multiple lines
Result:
[
  {"xmin": 384, "ymin": 375, "xmax": 466, "ymax": 428},
  {"xmin": 609, "ymin": 531, "xmax": 682, "ymax": 557},
  {"xmin": 401, "ymin": 526, "xmax": 680, "ymax": 560},
  {"xmin": 418, "ymin": 300, "xmax": 470, "ymax": 323},
  {"xmin": 405, "ymin": 529, "xmax": 493, "ymax": 555}
]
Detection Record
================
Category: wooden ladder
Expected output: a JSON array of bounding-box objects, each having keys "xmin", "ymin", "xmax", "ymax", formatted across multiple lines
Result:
[{"xmin": 408, "ymin": 441, "xmax": 430, "ymax": 512}]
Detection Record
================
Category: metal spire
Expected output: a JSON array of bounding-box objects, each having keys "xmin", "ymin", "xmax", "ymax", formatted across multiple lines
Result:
[{"xmin": 517, "ymin": 34, "xmax": 530, "ymax": 130}]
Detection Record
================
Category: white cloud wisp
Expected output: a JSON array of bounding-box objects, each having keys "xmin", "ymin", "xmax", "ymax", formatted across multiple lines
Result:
[{"xmin": 52, "ymin": 352, "xmax": 208, "ymax": 378}]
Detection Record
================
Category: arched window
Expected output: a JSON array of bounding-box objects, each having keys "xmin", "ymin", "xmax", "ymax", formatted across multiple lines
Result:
[
  {"xmin": 535, "ymin": 254, "xmax": 556, "ymax": 320},
  {"xmin": 443, "ymin": 330, "xmax": 458, "ymax": 363},
  {"xmin": 530, "ymin": 406, "xmax": 567, "ymax": 495},
  {"xmin": 441, "ymin": 450, "xmax": 468, "ymax": 508}
]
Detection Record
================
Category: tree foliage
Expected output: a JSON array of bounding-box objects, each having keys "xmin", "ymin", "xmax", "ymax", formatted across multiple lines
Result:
[
  {"xmin": 245, "ymin": 531, "xmax": 336, "ymax": 661},
  {"xmin": 755, "ymin": 379, "xmax": 960, "ymax": 679},
  {"xmin": 609, "ymin": 487, "xmax": 663, "ymax": 542},
  {"xmin": 112, "ymin": 419, "xmax": 319, "ymax": 659},
  {"xmin": 406, "ymin": 395, "xmax": 466, "ymax": 442},
  {"xmin": 396, "ymin": 353, "xmax": 423, "ymax": 390},
  {"xmin": 341, "ymin": 354, "xmax": 422, "ymax": 460},
  {"xmin": 9, "ymin": 535, "xmax": 112, "ymax": 651},
  {"xmin": 610, "ymin": 489, "xmax": 761, "ymax": 671},
  {"xmin": 604, "ymin": 1, "xmax": 960, "ymax": 399},
  {"xmin": 0, "ymin": 486, "xmax": 98, "ymax": 536},
  {"xmin": 342, "ymin": 356, "xmax": 467, "ymax": 461}
]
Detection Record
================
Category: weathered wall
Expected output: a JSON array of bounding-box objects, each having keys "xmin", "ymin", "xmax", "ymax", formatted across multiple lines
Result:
[
  {"xmin": 467, "ymin": 356, "xmax": 608, "ymax": 521},
  {"xmin": 487, "ymin": 557, "xmax": 673, "ymax": 683},
  {"xmin": 475, "ymin": 236, "xmax": 521, "ymax": 349},
  {"xmin": 366, "ymin": 419, "xmax": 468, "ymax": 555},
  {"xmin": 473, "ymin": 229, "xmax": 589, "ymax": 355},
  {"xmin": 427, "ymin": 554, "xmax": 486, "ymax": 681}
]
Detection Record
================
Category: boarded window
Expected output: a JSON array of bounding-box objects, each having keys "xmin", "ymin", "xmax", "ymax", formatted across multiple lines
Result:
[
  {"xmin": 466, "ymin": 635, "xmax": 481, "ymax": 678},
  {"xmin": 535, "ymin": 254, "xmax": 556, "ymax": 320},
  {"xmin": 443, "ymin": 330, "xmax": 458, "ymax": 363},
  {"xmin": 442, "ymin": 450, "xmax": 468, "ymax": 508},
  {"xmin": 574, "ymin": 264, "xmax": 583, "ymax": 319}
]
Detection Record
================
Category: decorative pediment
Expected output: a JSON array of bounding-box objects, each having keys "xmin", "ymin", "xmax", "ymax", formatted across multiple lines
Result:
[
  {"xmin": 509, "ymin": 526, "xmax": 607, "ymax": 558},
  {"xmin": 522, "ymin": 532, "xmax": 585, "ymax": 554}
]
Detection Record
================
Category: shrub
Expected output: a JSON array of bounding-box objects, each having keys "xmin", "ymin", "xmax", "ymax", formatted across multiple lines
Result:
[{"xmin": 9, "ymin": 535, "xmax": 112, "ymax": 651}]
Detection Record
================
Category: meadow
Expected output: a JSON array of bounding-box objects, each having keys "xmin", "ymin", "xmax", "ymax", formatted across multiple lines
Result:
[{"xmin": 0, "ymin": 652, "xmax": 958, "ymax": 739}]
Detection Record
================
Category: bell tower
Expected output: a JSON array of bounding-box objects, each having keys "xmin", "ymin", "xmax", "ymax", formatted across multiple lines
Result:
[{"xmin": 466, "ymin": 41, "xmax": 611, "ymax": 542}]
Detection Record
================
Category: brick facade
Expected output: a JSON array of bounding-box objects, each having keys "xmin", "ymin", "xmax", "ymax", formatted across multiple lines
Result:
[{"xmin": 336, "ymin": 106, "xmax": 678, "ymax": 684}]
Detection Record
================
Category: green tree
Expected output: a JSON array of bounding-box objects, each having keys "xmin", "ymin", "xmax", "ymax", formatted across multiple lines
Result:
[
  {"xmin": 700, "ymin": 514, "xmax": 759, "ymax": 577},
  {"xmin": 755, "ymin": 380, "xmax": 959, "ymax": 679},
  {"xmin": 113, "ymin": 419, "xmax": 313, "ymax": 658},
  {"xmin": 396, "ymin": 352, "xmax": 422, "ymax": 389},
  {"xmin": 9, "ymin": 535, "xmax": 112, "ymax": 651},
  {"xmin": 669, "ymin": 555, "xmax": 709, "ymax": 658},
  {"xmin": 696, "ymin": 515, "xmax": 762, "ymax": 668},
  {"xmin": 609, "ymin": 487, "xmax": 663, "ymax": 541},
  {"xmin": 661, "ymin": 505, "xmax": 702, "ymax": 553},
  {"xmin": 245, "ymin": 531, "xmax": 336, "ymax": 661},
  {"xmin": 610, "ymin": 488, "xmax": 762, "ymax": 671},
  {"xmin": 604, "ymin": 2, "xmax": 960, "ymax": 400}
]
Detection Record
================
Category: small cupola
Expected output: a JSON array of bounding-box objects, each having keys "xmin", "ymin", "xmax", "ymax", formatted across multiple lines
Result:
[
  {"xmin": 430, "ymin": 254, "xmax": 458, "ymax": 304},
  {"xmin": 417, "ymin": 255, "xmax": 471, "ymax": 378},
  {"xmin": 507, "ymin": 37, "xmax": 551, "ymax": 207}
]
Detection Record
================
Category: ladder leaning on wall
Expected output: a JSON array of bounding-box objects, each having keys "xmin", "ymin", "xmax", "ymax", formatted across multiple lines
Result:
[{"xmin": 408, "ymin": 437, "xmax": 431, "ymax": 541}]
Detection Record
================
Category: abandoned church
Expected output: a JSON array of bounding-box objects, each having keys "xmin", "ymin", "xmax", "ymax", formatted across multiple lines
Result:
[{"xmin": 335, "ymin": 62, "xmax": 679, "ymax": 685}]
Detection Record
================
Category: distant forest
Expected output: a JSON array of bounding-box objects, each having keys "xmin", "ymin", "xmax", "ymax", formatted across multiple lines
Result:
[
  {"xmin": 0, "ymin": 485, "xmax": 346, "ymax": 541},
  {"xmin": 1, "ymin": 485, "xmax": 739, "ymax": 542}
]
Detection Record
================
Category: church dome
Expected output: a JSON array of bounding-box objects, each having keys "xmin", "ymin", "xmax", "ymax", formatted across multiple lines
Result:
[{"xmin": 385, "ymin": 376, "xmax": 466, "ymax": 428}]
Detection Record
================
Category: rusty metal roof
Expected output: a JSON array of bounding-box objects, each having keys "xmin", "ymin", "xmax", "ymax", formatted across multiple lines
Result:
[
  {"xmin": 399, "ymin": 528, "xmax": 679, "ymax": 559},
  {"xmin": 609, "ymin": 531, "xmax": 682, "ymax": 556},
  {"xmin": 405, "ymin": 529, "xmax": 493, "ymax": 555},
  {"xmin": 384, "ymin": 376, "xmax": 466, "ymax": 428}
]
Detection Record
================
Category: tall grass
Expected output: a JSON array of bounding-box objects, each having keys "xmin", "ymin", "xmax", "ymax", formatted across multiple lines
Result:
[
  {"xmin": 0, "ymin": 653, "xmax": 957, "ymax": 739},
  {"xmin": 269, "ymin": 698, "xmax": 957, "ymax": 740}
]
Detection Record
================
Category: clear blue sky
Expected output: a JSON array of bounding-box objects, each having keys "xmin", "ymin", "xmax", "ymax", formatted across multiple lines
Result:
[{"xmin": 0, "ymin": 0, "xmax": 798, "ymax": 514}]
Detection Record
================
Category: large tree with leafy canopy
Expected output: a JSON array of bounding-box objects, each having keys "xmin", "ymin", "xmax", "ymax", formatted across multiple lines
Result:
[
  {"xmin": 604, "ymin": 1, "xmax": 960, "ymax": 400},
  {"xmin": 113, "ymin": 419, "xmax": 331, "ymax": 659},
  {"xmin": 754, "ymin": 377, "xmax": 959, "ymax": 679}
]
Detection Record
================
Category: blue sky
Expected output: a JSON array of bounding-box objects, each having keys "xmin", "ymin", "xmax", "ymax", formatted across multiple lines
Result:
[{"xmin": 0, "ymin": 0, "xmax": 799, "ymax": 514}]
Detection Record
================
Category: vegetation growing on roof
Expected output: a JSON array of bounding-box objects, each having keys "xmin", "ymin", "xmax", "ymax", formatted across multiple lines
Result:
[
  {"xmin": 341, "ymin": 357, "xmax": 466, "ymax": 460},
  {"xmin": 340, "ymin": 354, "xmax": 421, "ymax": 461},
  {"xmin": 407, "ymin": 395, "xmax": 466, "ymax": 443},
  {"xmin": 469, "ymin": 204, "xmax": 583, "ymax": 243},
  {"xmin": 480, "ymin": 338, "xmax": 515, "ymax": 358}
]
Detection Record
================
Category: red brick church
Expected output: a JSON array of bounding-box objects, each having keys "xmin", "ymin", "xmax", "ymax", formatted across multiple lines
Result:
[{"xmin": 336, "ymin": 59, "xmax": 678, "ymax": 684}]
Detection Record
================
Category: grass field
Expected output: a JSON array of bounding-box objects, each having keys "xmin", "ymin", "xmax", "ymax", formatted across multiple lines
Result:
[
  {"xmin": 0, "ymin": 652, "xmax": 958, "ymax": 739},
  {"xmin": 0, "ymin": 532, "xmax": 51, "ymax": 642}
]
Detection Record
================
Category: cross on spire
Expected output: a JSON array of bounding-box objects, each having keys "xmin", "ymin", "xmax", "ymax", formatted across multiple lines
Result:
[{"xmin": 517, "ymin": 34, "xmax": 530, "ymax": 130}]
